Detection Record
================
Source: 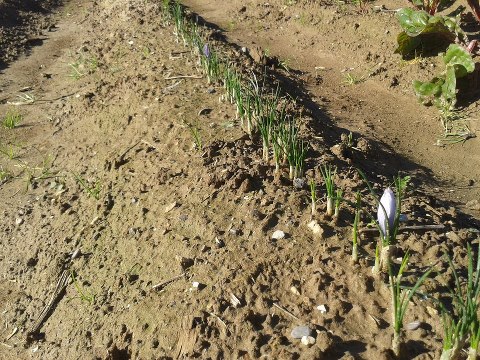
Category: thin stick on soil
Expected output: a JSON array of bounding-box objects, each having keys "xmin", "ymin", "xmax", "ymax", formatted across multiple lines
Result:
[
  {"xmin": 273, "ymin": 302, "xmax": 300, "ymax": 321},
  {"xmin": 207, "ymin": 312, "xmax": 228, "ymax": 330},
  {"xmin": 151, "ymin": 272, "xmax": 186, "ymax": 291},
  {"xmin": 164, "ymin": 75, "xmax": 203, "ymax": 80}
]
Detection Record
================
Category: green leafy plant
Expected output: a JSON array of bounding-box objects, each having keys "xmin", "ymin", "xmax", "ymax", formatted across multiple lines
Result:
[
  {"xmin": 413, "ymin": 44, "xmax": 475, "ymax": 112},
  {"xmin": 395, "ymin": 8, "xmax": 464, "ymax": 57},
  {"xmin": 3, "ymin": 110, "xmax": 22, "ymax": 129},
  {"xmin": 390, "ymin": 252, "xmax": 433, "ymax": 358}
]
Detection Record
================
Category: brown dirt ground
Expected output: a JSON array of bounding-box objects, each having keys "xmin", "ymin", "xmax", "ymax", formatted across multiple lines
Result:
[{"xmin": 0, "ymin": 0, "xmax": 479, "ymax": 359}]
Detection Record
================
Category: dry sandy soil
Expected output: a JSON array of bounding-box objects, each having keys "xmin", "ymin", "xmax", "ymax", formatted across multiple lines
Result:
[{"xmin": 0, "ymin": 0, "xmax": 480, "ymax": 359}]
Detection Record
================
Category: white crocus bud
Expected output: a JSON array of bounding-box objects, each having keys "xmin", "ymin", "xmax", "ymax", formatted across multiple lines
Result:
[{"xmin": 377, "ymin": 187, "xmax": 396, "ymax": 241}]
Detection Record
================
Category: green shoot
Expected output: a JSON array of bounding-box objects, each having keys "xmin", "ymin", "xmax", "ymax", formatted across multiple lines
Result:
[
  {"xmin": 172, "ymin": 1, "xmax": 185, "ymax": 43},
  {"xmin": 0, "ymin": 167, "xmax": 11, "ymax": 183},
  {"xmin": 352, "ymin": 192, "xmax": 361, "ymax": 263},
  {"xmin": 70, "ymin": 270, "xmax": 95, "ymax": 305},
  {"xmin": 3, "ymin": 110, "xmax": 22, "ymax": 129},
  {"xmin": 0, "ymin": 143, "xmax": 19, "ymax": 160},
  {"xmin": 272, "ymin": 128, "xmax": 284, "ymax": 173},
  {"xmin": 343, "ymin": 72, "xmax": 365, "ymax": 85},
  {"xmin": 202, "ymin": 45, "xmax": 221, "ymax": 84},
  {"xmin": 390, "ymin": 252, "xmax": 433, "ymax": 358},
  {"xmin": 185, "ymin": 121, "xmax": 202, "ymax": 151},
  {"xmin": 293, "ymin": 139, "xmax": 307, "ymax": 179},
  {"xmin": 320, "ymin": 164, "xmax": 335, "ymax": 217},
  {"xmin": 310, "ymin": 179, "xmax": 317, "ymax": 216},
  {"xmin": 440, "ymin": 244, "xmax": 480, "ymax": 360},
  {"xmin": 74, "ymin": 173, "xmax": 102, "ymax": 200}
]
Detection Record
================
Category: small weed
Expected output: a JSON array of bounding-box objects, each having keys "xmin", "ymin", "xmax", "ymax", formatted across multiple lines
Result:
[
  {"xmin": 343, "ymin": 72, "xmax": 366, "ymax": 85},
  {"xmin": 142, "ymin": 46, "xmax": 152, "ymax": 58},
  {"xmin": 0, "ymin": 143, "xmax": 19, "ymax": 160},
  {"xmin": 3, "ymin": 110, "xmax": 22, "ymax": 129},
  {"xmin": 16, "ymin": 155, "xmax": 56, "ymax": 190},
  {"xmin": 69, "ymin": 54, "xmax": 98, "ymax": 80},
  {"xmin": 70, "ymin": 271, "xmax": 95, "ymax": 305},
  {"xmin": 0, "ymin": 167, "xmax": 11, "ymax": 183},
  {"xmin": 278, "ymin": 58, "xmax": 291, "ymax": 74},
  {"xmin": 184, "ymin": 121, "xmax": 203, "ymax": 151},
  {"xmin": 74, "ymin": 173, "xmax": 102, "ymax": 200},
  {"xmin": 227, "ymin": 20, "xmax": 236, "ymax": 31}
]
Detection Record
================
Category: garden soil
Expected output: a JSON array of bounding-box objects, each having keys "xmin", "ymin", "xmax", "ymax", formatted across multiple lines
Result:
[{"xmin": 0, "ymin": 0, "xmax": 480, "ymax": 359}]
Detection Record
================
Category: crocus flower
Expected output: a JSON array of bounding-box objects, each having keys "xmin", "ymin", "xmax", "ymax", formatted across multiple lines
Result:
[
  {"xmin": 203, "ymin": 43, "xmax": 210, "ymax": 58},
  {"xmin": 377, "ymin": 187, "xmax": 396, "ymax": 240}
]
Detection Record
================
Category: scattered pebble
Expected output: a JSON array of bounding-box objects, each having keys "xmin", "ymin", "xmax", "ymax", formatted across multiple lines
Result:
[
  {"xmin": 406, "ymin": 321, "xmax": 421, "ymax": 331},
  {"xmin": 293, "ymin": 178, "xmax": 306, "ymax": 189},
  {"xmin": 316, "ymin": 304, "xmax": 327, "ymax": 314},
  {"xmin": 230, "ymin": 292, "xmax": 241, "ymax": 308},
  {"xmin": 301, "ymin": 335, "xmax": 316, "ymax": 346},
  {"xmin": 215, "ymin": 237, "xmax": 225, "ymax": 248},
  {"xmin": 426, "ymin": 306, "xmax": 438, "ymax": 316},
  {"xmin": 272, "ymin": 230, "xmax": 285, "ymax": 240},
  {"xmin": 15, "ymin": 218, "xmax": 24, "ymax": 225},
  {"xmin": 290, "ymin": 286, "xmax": 301, "ymax": 296},
  {"xmin": 191, "ymin": 281, "xmax": 200, "ymax": 289},
  {"xmin": 307, "ymin": 220, "xmax": 323, "ymax": 236},
  {"xmin": 164, "ymin": 201, "xmax": 178, "ymax": 213},
  {"xmin": 291, "ymin": 325, "xmax": 312, "ymax": 339}
]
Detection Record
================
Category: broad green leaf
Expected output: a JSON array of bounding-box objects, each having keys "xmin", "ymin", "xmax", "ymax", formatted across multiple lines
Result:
[
  {"xmin": 395, "ymin": 31, "xmax": 422, "ymax": 56},
  {"xmin": 397, "ymin": 8, "xmax": 430, "ymax": 36},
  {"xmin": 395, "ymin": 8, "xmax": 463, "ymax": 56},
  {"xmin": 413, "ymin": 77, "xmax": 444, "ymax": 105},
  {"xmin": 442, "ymin": 66, "xmax": 457, "ymax": 107},
  {"xmin": 444, "ymin": 44, "xmax": 475, "ymax": 78}
]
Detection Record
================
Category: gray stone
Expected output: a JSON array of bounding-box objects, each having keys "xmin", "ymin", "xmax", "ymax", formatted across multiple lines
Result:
[{"xmin": 290, "ymin": 325, "xmax": 312, "ymax": 339}]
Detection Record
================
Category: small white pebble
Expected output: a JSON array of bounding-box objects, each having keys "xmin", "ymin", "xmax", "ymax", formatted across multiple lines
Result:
[
  {"xmin": 272, "ymin": 230, "xmax": 285, "ymax": 240},
  {"xmin": 15, "ymin": 218, "xmax": 24, "ymax": 225},
  {"xmin": 290, "ymin": 286, "xmax": 301, "ymax": 296},
  {"xmin": 317, "ymin": 304, "xmax": 327, "ymax": 314},
  {"xmin": 301, "ymin": 335, "xmax": 315, "ymax": 345},
  {"xmin": 406, "ymin": 321, "xmax": 421, "ymax": 331}
]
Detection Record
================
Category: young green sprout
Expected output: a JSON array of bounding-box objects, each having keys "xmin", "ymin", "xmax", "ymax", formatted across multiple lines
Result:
[
  {"xmin": 352, "ymin": 192, "xmax": 361, "ymax": 263},
  {"xmin": 271, "ymin": 128, "xmax": 284, "ymax": 174},
  {"xmin": 310, "ymin": 179, "xmax": 317, "ymax": 216},
  {"xmin": 184, "ymin": 120, "xmax": 202, "ymax": 151},
  {"xmin": 172, "ymin": 1, "xmax": 185, "ymax": 43},
  {"xmin": 390, "ymin": 252, "xmax": 432, "ymax": 358},
  {"xmin": 440, "ymin": 244, "xmax": 480, "ymax": 360},
  {"xmin": 334, "ymin": 188, "xmax": 343, "ymax": 218},
  {"xmin": 320, "ymin": 164, "xmax": 335, "ymax": 217},
  {"xmin": 3, "ymin": 110, "xmax": 22, "ymax": 129}
]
